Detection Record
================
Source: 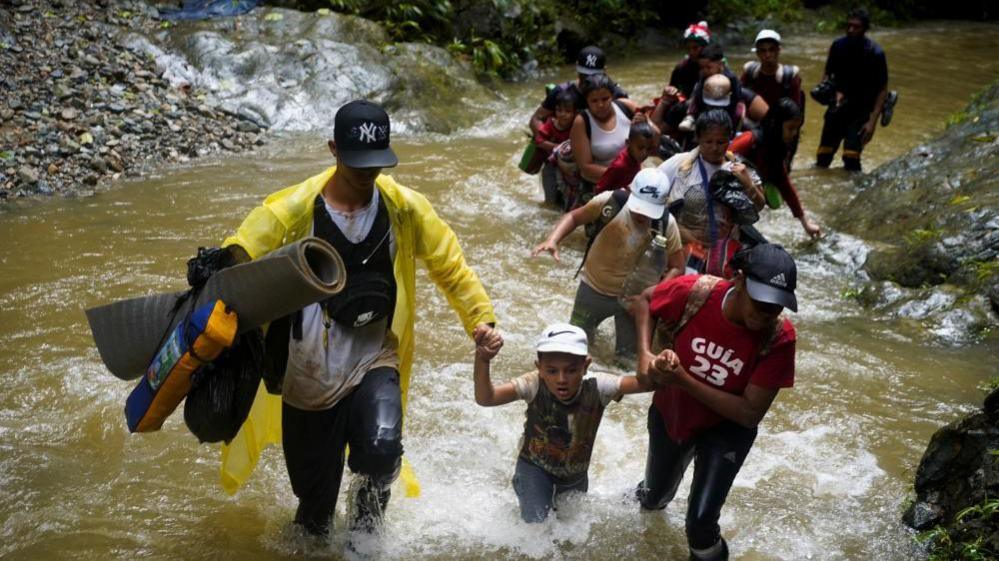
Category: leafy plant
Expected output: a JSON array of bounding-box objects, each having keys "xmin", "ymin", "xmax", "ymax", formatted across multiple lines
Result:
[{"xmin": 917, "ymin": 497, "xmax": 999, "ymax": 561}]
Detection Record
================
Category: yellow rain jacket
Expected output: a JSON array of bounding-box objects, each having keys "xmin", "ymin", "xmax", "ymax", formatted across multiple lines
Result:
[{"xmin": 218, "ymin": 166, "xmax": 496, "ymax": 496}]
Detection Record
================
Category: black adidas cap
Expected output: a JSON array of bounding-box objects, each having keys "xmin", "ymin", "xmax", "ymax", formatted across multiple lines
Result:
[
  {"xmin": 333, "ymin": 100, "xmax": 398, "ymax": 169},
  {"xmin": 731, "ymin": 243, "xmax": 798, "ymax": 312},
  {"xmin": 575, "ymin": 45, "xmax": 606, "ymax": 75}
]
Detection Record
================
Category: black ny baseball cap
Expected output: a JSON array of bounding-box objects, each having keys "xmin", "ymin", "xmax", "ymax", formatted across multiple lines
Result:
[
  {"xmin": 575, "ymin": 45, "xmax": 606, "ymax": 75},
  {"xmin": 333, "ymin": 100, "xmax": 398, "ymax": 169},
  {"xmin": 731, "ymin": 243, "xmax": 798, "ymax": 312}
]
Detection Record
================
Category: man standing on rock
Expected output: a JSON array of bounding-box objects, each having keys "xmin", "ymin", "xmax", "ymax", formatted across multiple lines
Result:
[
  {"xmin": 815, "ymin": 8, "xmax": 890, "ymax": 172},
  {"xmin": 218, "ymin": 100, "xmax": 499, "ymax": 550}
]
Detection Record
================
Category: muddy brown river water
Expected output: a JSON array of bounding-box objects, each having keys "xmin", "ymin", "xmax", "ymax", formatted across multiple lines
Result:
[{"xmin": 1, "ymin": 21, "xmax": 997, "ymax": 561}]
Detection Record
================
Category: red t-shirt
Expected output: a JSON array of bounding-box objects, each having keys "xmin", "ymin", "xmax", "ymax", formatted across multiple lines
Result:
[
  {"xmin": 534, "ymin": 120, "xmax": 572, "ymax": 154},
  {"xmin": 740, "ymin": 68, "xmax": 802, "ymax": 109},
  {"xmin": 595, "ymin": 147, "xmax": 640, "ymax": 193},
  {"xmin": 649, "ymin": 275, "xmax": 796, "ymax": 442}
]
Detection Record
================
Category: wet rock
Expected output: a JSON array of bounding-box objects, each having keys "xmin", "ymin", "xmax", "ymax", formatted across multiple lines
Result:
[
  {"xmin": 903, "ymin": 389, "xmax": 999, "ymax": 531},
  {"xmin": 60, "ymin": 108, "xmax": 78, "ymax": 121},
  {"xmin": 90, "ymin": 156, "xmax": 107, "ymax": 173},
  {"xmin": 236, "ymin": 120, "xmax": 260, "ymax": 133},
  {"xmin": 17, "ymin": 166, "xmax": 39, "ymax": 185},
  {"xmin": 839, "ymin": 80, "xmax": 999, "ymax": 342}
]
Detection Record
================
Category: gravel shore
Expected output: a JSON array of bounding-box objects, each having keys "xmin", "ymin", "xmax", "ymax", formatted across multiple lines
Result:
[{"xmin": 0, "ymin": 0, "xmax": 267, "ymax": 201}]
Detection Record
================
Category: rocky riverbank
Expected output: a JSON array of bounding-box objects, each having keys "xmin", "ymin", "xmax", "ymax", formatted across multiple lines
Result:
[
  {"xmin": 0, "ymin": 0, "xmax": 494, "ymax": 202},
  {"xmin": 0, "ymin": 0, "xmax": 267, "ymax": 201},
  {"xmin": 903, "ymin": 387, "xmax": 999, "ymax": 557},
  {"xmin": 835, "ymin": 80, "xmax": 999, "ymax": 345}
]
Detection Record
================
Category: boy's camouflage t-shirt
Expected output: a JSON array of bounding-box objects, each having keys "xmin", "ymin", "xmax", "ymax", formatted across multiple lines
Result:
[{"xmin": 512, "ymin": 371, "xmax": 622, "ymax": 482}]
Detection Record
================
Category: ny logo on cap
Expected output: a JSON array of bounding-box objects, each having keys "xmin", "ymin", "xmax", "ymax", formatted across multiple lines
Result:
[
  {"xmin": 769, "ymin": 273, "xmax": 787, "ymax": 287},
  {"xmin": 585, "ymin": 54, "xmax": 598, "ymax": 67},
  {"xmin": 355, "ymin": 122, "xmax": 387, "ymax": 144},
  {"xmin": 639, "ymin": 185, "xmax": 661, "ymax": 198}
]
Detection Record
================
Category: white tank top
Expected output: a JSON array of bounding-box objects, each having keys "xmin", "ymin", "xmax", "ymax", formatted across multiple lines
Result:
[{"xmin": 585, "ymin": 102, "xmax": 630, "ymax": 166}]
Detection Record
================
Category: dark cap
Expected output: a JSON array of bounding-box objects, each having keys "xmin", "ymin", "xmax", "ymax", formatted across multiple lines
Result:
[
  {"xmin": 731, "ymin": 243, "xmax": 798, "ymax": 312},
  {"xmin": 333, "ymin": 100, "xmax": 398, "ymax": 169},
  {"xmin": 576, "ymin": 46, "xmax": 606, "ymax": 75}
]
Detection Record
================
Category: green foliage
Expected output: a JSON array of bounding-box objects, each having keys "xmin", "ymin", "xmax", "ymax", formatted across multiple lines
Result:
[
  {"xmin": 326, "ymin": 0, "xmax": 524, "ymax": 76},
  {"xmin": 321, "ymin": 0, "xmax": 662, "ymax": 78},
  {"xmin": 917, "ymin": 497, "xmax": 999, "ymax": 561},
  {"xmin": 904, "ymin": 227, "xmax": 943, "ymax": 247},
  {"xmin": 707, "ymin": 0, "xmax": 805, "ymax": 25},
  {"xmin": 840, "ymin": 286, "xmax": 862, "ymax": 301},
  {"xmin": 448, "ymin": 37, "xmax": 508, "ymax": 76},
  {"xmin": 572, "ymin": 0, "xmax": 659, "ymax": 41}
]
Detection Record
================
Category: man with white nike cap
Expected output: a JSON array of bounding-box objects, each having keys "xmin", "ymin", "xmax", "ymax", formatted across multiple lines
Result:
[
  {"xmin": 631, "ymin": 243, "xmax": 799, "ymax": 561},
  {"xmin": 533, "ymin": 168, "xmax": 685, "ymax": 362}
]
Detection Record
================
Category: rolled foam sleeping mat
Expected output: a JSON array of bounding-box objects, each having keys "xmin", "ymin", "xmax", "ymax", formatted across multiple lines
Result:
[{"xmin": 86, "ymin": 237, "xmax": 346, "ymax": 380}]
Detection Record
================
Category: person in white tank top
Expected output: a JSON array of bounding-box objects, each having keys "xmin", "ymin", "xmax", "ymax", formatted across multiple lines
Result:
[
  {"xmin": 569, "ymin": 73, "xmax": 648, "ymax": 189},
  {"xmin": 586, "ymin": 102, "xmax": 629, "ymax": 166}
]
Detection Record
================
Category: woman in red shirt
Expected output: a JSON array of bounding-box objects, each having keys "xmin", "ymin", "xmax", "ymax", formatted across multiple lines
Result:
[{"xmin": 632, "ymin": 243, "xmax": 799, "ymax": 561}]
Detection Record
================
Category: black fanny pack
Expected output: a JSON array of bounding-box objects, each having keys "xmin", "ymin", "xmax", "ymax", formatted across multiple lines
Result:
[
  {"xmin": 323, "ymin": 269, "xmax": 394, "ymax": 328},
  {"xmin": 313, "ymin": 193, "xmax": 397, "ymax": 329}
]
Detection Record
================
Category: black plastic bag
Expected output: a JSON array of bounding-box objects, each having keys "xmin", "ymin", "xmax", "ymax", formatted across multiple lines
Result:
[
  {"xmin": 710, "ymin": 170, "xmax": 759, "ymax": 226},
  {"xmin": 810, "ymin": 78, "xmax": 837, "ymax": 106},
  {"xmin": 184, "ymin": 327, "xmax": 264, "ymax": 443},
  {"xmin": 658, "ymin": 135, "xmax": 683, "ymax": 161}
]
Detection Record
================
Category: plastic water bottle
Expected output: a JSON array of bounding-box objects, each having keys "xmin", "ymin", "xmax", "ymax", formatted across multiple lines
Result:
[{"xmin": 619, "ymin": 235, "xmax": 668, "ymax": 305}]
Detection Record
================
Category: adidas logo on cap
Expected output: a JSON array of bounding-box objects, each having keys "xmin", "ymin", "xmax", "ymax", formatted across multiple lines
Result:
[{"xmin": 769, "ymin": 273, "xmax": 787, "ymax": 287}]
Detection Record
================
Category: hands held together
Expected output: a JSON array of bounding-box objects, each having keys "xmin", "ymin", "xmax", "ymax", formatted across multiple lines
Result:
[
  {"xmin": 640, "ymin": 348, "xmax": 685, "ymax": 387},
  {"xmin": 473, "ymin": 324, "xmax": 504, "ymax": 362}
]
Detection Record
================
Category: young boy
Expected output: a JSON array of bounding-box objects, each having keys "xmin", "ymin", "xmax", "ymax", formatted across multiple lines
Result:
[
  {"xmin": 472, "ymin": 323, "xmax": 652, "ymax": 523},
  {"xmin": 595, "ymin": 120, "xmax": 657, "ymax": 194}
]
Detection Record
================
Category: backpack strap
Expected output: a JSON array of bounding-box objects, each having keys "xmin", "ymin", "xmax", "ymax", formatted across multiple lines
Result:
[
  {"xmin": 614, "ymin": 99, "xmax": 635, "ymax": 120},
  {"xmin": 744, "ymin": 61, "xmax": 761, "ymax": 81},
  {"xmin": 780, "ymin": 64, "xmax": 799, "ymax": 91},
  {"xmin": 654, "ymin": 274, "xmax": 722, "ymax": 350},
  {"xmin": 575, "ymin": 189, "xmax": 629, "ymax": 278}
]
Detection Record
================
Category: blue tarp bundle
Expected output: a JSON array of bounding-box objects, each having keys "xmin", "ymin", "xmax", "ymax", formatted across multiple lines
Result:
[{"xmin": 159, "ymin": 0, "xmax": 262, "ymax": 21}]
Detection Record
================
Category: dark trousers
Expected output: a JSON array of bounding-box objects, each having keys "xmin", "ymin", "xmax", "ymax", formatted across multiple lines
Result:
[
  {"xmin": 637, "ymin": 406, "xmax": 757, "ymax": 552},
  {"xmin": 569, "ymin": 280, "xmax": 636, "ymax": 360},
  {"xmin": 816, "ymin": 105, "xmax": 872, "ymax": 171},
  {"xmin": 282, "ymin": 366, "xmax": 403, "ymax": 535},
  {"xmin": 512, "ymin": 458, "xmax": 588, "ymax": 523}
]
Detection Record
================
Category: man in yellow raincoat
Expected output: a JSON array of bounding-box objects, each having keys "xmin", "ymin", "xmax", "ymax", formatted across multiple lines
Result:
[{"xmin": 219, "ymin": 100, "xmax": 497, "ymax": 542}]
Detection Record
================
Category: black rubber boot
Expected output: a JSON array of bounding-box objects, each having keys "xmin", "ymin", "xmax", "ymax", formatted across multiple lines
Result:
[
  {"xmin": 843, "ymin": 156, "xmax": 862, "ymax": 172},
  {"xmin": 689, "ymin": 537, "xmax": 729, "ymax": 561},
  {"xmin": 349, "ymin": 474, "xmax": 393, "ymax": 535}
]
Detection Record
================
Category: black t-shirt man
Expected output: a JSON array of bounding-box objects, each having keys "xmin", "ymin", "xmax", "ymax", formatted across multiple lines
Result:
[{"xmin": 824, "ymin": 35, "xmax": 888, "ymax": 114}]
